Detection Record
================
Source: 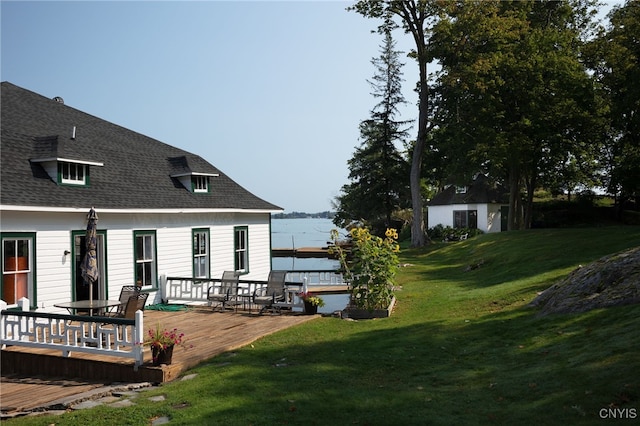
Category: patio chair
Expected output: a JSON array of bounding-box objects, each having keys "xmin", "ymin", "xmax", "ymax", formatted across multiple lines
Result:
[
  {"xmin": 121, "ymin": 292, "xmax": 149, "ymax": 319},
  {"xmin": 207, "ymin": 271, "xmax": 241, "ymax": 312},
  {"xmin": 252, "ymin": 270, "xmax": 288, "ymax": 314},
  {"xmin": 108, "ymin": 285, "xmax": 140, "ymax": 317}
]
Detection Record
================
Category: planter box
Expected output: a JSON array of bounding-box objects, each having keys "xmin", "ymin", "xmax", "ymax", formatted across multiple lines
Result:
[{"xmin": 341, "ymin": 296, "xmax": 396, "ymax": 319}]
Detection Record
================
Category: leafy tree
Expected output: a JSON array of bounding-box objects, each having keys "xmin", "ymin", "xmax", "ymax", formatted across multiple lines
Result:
[
  {"xmin": 350, "ymin": 0, "xmax": 439, "ymax": 246},
  {"xmin": 428, "ymin": 0, "xmax": 601, "ymax": 229},
  {"xmin": 586, "ymin": 0, "xmax": 640, "ymax": 210},
  {"xmin": 334, "ymin": 22, "xmax": 411, "ymax": 232}
]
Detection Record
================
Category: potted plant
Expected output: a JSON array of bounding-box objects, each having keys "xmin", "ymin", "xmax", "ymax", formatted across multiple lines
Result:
[
  {"xmin": 329, "ymin": 227, "xmax": 400, "ymax": 319},
  {"xmin": 297, "ymin": 291, "xmax": 325, "ymax": 314},
  {"xmin": 145, "ymin": 324, "xmax": 187, "ymax": 366}
]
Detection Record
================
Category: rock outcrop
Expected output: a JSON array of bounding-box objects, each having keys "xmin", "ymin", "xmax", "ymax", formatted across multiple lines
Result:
[{"xmin": 530, "ymin": 246, "xmax": 640, "ymax": 316}]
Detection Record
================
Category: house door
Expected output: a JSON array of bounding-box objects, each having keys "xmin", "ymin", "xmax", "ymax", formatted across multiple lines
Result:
[
  {"xmin": 73, "ymin": 231, "xmax": 106, "ymax": 301},
  {"xmin": 501, "ymin": 206, "xmax": 509, "ymax": 231}
]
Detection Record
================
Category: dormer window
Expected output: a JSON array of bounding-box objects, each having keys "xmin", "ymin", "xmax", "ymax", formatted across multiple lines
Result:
[
  {"xmin": 455, "ymin": 186, "xmax": 467, "ymax": 194},
  {"xmin": 59, "ymin": 161, "xmax": 87, "ymax": 185},
  {"xmin": 30, "ymin": 157, "xmax": 103, "ymax": 187},
  {"xmin": 171, "ymin": 171, "xmax": 219, "ymax": 193},
  {"xmin": 192, "ymin": 176, "xmax": 209, "ymax": 193}
]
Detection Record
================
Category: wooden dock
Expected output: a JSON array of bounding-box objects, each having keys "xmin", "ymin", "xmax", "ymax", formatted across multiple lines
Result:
[
  {"xmin": 1, "ymin": 307, "xmax": 321, "ymax": 414},
  {"xmin": 272, "ymin": 247, "xmax": 334, "ymax": 258}
]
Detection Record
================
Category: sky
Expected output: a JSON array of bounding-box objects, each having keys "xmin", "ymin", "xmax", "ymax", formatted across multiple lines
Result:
[
  {"xmin": 2, "ymin": 0, "xmax": 421, "ymax": 213},
  {"xmin": 1, "ymin": 1, "xmax": 619, "ymax": 213}
]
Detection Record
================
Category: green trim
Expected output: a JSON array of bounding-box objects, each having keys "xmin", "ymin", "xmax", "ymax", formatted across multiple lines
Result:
[
  {"xmin": 133, "ymin": 230, "xmax": 158, "ymax": 289},
  {"xmin": 1, "ymin": 232, "xmax": 37, "ymax": 308},
  {"xmin": 192, "ymin": 228, "xmax": 211, "ymax": 278},
  {"xmin": 57, "ymin": 161, "xmax": 90, "ymax": 187},
  {"xmin": 191, "ymin": 176, "xmax": 210, "ymax": 193},
  {"xmin": 233, "ymin": 226, "xmax": 249, "ymax": 275},
  {"xmin": 71, "ymin": 229, "xmax": 107, "ymax": 301},
  {"xmin": 269, "ymin": 215, "xmax": 274, "ymax": 270}
]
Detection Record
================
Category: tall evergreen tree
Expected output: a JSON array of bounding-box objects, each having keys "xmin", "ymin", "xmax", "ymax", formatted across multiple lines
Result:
[{"xmin": 334, "ymin": 25, "xmax": 410, "ymax": 233}]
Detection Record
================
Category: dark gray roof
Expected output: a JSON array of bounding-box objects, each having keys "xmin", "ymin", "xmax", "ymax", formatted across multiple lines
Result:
[
  {"xmin": 428, "ymin": 174, "xmax": 509, "ymax": 206},
  {"xmin": 1, "ymin": 82, "xmax": 282, "ymax": 211}
]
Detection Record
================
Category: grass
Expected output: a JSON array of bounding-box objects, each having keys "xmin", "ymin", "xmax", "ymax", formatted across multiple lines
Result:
[{"xmin": 8, "ymin": 226, "xmax": 640, "ymax": 425}]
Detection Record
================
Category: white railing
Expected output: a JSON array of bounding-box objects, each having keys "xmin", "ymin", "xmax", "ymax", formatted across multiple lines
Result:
[
  {"xmin": 0, "ymin": 298, "xmax": 144, "ymax": 369},
  {"xmin": 163, "ymin": 276, "xmax": 214, "ymax": 304},
  {"xmin": 285, "ymin": 270, "xmax": 346, "ymax": 286},
  {"xmin": 164, "ymin": 270, "xmax": 347, "ymax": 306}
]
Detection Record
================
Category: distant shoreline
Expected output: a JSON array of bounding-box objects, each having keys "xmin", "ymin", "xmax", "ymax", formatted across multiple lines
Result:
[{"xmin": 272, "ymin": 211, "xmax": 335, "ymax": 220}]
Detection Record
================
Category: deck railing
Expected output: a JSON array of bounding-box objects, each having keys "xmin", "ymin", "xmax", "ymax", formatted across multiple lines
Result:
[
  {"xmin": 284, "ymin": 270, "xmax": 346, "ymax": 286},
  {"xmin": 163, "ymin": 270, "xmax": 346, "ymax": 305},
  {"xmin": 0, "ymin": 298, "xmax": 145, "ymax": 369}
]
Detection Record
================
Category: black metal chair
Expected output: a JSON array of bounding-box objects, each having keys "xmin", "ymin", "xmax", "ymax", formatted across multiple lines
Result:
[
  {"xmin": 207, "ymin": 271, "xmax": 241, "ymax": 312},
  {"xmin": 108, "ymin": 285, "xmax": 140, "ymax": 317},
  {"xmin": 252, "ymin": 270, "xmax": 288, "ymax": 314},
  {"xmin": 121, "ymin": 292, "xmax": 149, "ymax": 319}
]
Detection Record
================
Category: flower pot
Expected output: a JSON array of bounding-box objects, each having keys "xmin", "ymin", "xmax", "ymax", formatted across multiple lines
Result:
[
  {"xmin": 152, "ymin": 345, "xmax": 174, "ymax": 366},
  {"xmin": 342, "ymin": 296, "xmax": 396, "ymax": 319},
  {"xmin": 303, "ymin": 301, "xmax": 318, "ymax": 315}
]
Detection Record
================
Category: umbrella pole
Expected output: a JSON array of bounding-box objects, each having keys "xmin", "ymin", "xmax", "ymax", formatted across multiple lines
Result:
[{"xmin": 88, "ymin": 279, "xmax": 95, "ymax": 315}]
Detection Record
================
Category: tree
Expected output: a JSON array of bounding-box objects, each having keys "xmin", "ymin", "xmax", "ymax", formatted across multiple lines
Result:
[
  {"xmin": 586, "ymin": 0, "xmax": 640, "ymax": 210},
  {"xmin": 428, "ymin": 0, "xmax": 601, "ymax": 229},
  {"xmin": 350, "ymin": 1, "xmax": 439, "ymax": 246},
  {"xmin": 334, "ymin": 24, "xmax": 411, "ymax": 232}
]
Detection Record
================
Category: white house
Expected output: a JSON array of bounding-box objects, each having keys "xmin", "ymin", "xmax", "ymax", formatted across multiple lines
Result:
[
  {"xmin": 427, "ymin": 174, "xmax": 509, "ymax": 233},
  {"xmin": 1, "ymin": 82, "xmax": 282, "ymax": 312}
]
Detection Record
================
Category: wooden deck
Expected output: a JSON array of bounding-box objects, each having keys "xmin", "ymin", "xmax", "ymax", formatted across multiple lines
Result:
[{"xmin": 1, "ymin": 306, "xmax": 320, "ymax": 414}]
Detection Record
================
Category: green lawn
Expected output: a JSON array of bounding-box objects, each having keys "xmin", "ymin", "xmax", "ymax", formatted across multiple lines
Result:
[{"xmin": 9, "ymin": 227, "xmax": 640, "ymax": 425}]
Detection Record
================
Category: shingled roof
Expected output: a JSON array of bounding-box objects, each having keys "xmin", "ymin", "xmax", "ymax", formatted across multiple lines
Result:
[
  {"xmin": 428, "ymin": 174, "xmax": 509, "ymax": 206},
  {"xmin": 1, "ymin": 82, "xmax": 281, "ymax": 211}
]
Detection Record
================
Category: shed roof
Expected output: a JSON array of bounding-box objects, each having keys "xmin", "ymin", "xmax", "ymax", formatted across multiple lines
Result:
[
  {"xmin": 428, "ymin": 174, "xmax": 509, "ymax": 206},
  {"xmin": 1, "ymin": 82, "xmax": 281, "ymax": 212}
]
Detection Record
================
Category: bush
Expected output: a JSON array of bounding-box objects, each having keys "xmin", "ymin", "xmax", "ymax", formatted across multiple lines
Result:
[{"xmin": 427, "ymin": 225, "xmax": 482, "ymax": 241}]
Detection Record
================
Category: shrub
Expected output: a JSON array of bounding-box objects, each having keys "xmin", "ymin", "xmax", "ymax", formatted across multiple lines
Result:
[{"xmin": 427, "ymin": 225, "xmax": 482, "ymax": 241}]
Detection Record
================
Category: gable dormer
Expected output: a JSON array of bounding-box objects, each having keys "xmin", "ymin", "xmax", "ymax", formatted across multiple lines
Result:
[
  {"xmin": 30, "ymin": 136, "xmax": 103, "ymax": 186},
  {"xmin": 172, "ymin": 172, "xmax": 219, "ymax": 193},
  {"xmin": 168, "ymin": 156, "xmax": 219, "ymax": 193}
]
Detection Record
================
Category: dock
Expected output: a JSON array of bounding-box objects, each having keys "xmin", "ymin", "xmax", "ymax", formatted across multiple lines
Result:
[
  {"xmin": 272, "ymin": 243, "xmax": 351, "ymax": 259},
  {"xmin": 272, "ymin": 247, "xmax": 334, "ymax": 258}
]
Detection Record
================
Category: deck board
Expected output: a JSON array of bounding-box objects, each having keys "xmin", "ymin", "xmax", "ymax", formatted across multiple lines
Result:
[{"xmin": 1, "ymin": 306, "xmax": 320, "ymax": 414}]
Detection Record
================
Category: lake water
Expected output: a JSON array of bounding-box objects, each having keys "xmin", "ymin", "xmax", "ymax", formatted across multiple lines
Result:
[
  {"xmin": 271, "ymin": 218, "xmax": 343, "ymax": 271},
  {"xmin": 271, "ymin": 218, "xmax": 350, "ymax": 313}
]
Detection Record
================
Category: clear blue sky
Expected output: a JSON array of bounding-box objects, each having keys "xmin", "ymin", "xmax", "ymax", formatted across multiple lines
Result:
[
  {"xmin": 1, "ymin": 1, "xmax": 617, "ymax": 213},
  {"xmin": 1, "ymin": 0, "xmax": 420, "ymax": 213}
]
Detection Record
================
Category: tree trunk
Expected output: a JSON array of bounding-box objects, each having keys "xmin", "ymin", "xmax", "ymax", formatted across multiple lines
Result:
[
  {"xmin": 410, "ymin": 23, "xmax": 430, "ymax": 247},
  {"xmin": 410, "ymin": 142, "xmax": 425, "ymax": 246},
  {"xmin": 508, "ymin": 165, "xmax": 521, "ymax": 231},
  {"xmin": 523, "ymin": 174, "xmax": 536, "ymax": 229}
]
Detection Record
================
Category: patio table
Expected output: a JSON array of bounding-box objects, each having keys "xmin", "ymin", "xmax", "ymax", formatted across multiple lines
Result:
[{"xmin": 54, "ymin": 299, "xmax": 122, "ymax": 316}]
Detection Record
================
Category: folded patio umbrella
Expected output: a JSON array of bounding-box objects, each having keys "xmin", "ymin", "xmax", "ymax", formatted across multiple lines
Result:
[{"xmin": 80, "ymin": 207, "xmax": 99, "ymax": 301}]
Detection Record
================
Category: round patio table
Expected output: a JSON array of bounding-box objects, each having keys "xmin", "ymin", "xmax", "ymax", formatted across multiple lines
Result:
[{"xmin": 54, "ymin": 299, "xmax": 122, "ymax": 316}]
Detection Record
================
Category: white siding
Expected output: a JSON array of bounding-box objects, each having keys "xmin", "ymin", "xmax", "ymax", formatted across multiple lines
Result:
[
  {"xmin": 427, "ymin": 206, "xmax": 453, "ymax": 229},
  {"xmin": 1, "ymin": 210, "xmax": 274, "ymax": 311},
  {"xmin": 485, "ymin": 204, "xmax": 503, "ymax": 233},
  {"xmin": 33, "ymin": 231, "xmax": 72, "ymax": 310},
  {"xmin": 104, "ymin": 229, "xmax": 135, "ymax": 299},
  {"xmin": 427, "ymin": 204, "xmax": 505, "ymax": 233}
]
